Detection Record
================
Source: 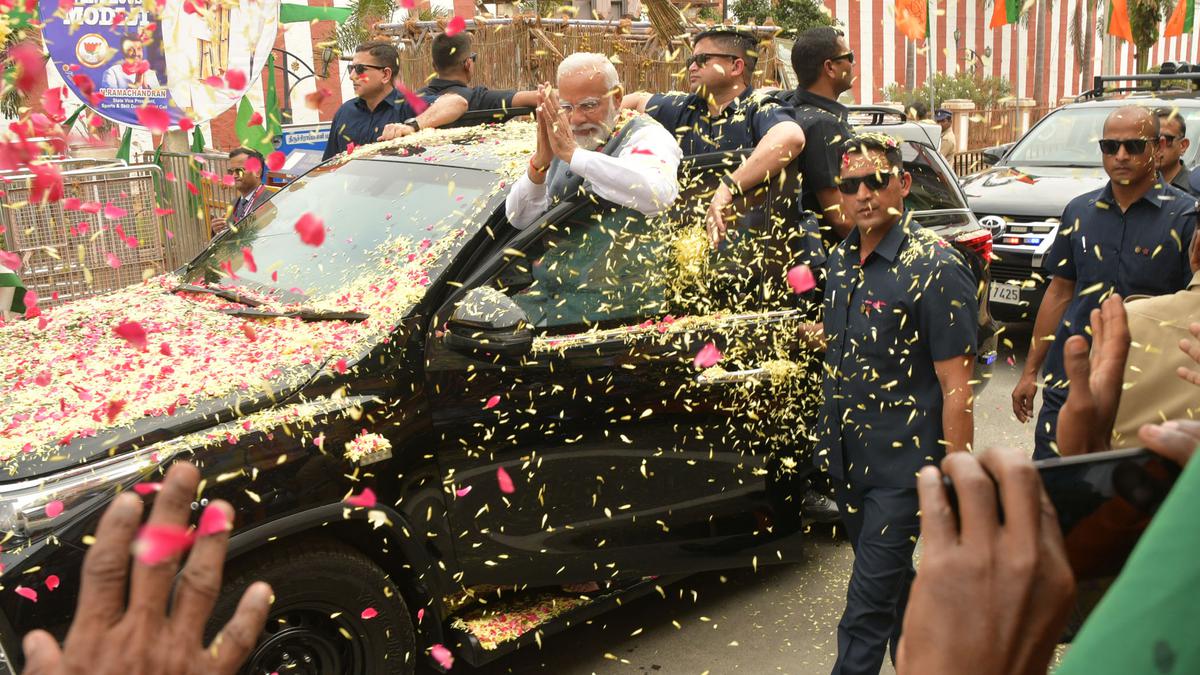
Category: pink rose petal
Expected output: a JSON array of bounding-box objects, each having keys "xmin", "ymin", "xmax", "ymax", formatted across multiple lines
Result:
[
  {"xmin": 105, "ymin": 252, "xmax": 122, "ymax": 269},
  {"xmin": 693, "ymin": 342, "xmax": 723, "ymax": 369},
  {"xmin": 431, "ymin": 644, "xmax": 454, "ymax": 670},
  {"xmin": 0, "ymin": 250, "xmax": 21, "ymax": 270},
  {"xmin": 242, "ymin": 247, "xmax": 257, "ymax": 272},
  {"xmin": 133, "ymin": 524, "xmax": 195, "ymax": 565},
  {"xmin": 267, "ymin": 151, "xmax": 286, "ymax": 172},
  {"xmin": 361, "ymin": 607, "xmax": 378, "ymax": 620},
  {"xmin": 224, "ymin": 69, "xmax": 247, "ymax": 90},
  {"xmin": 483, "ymin": 395, "xmax": 500, "ymax": 410},
  {"xmin": 133, "ymin": 482, "xmax": 162, "ymax": 496},
  {"xmin": 454, "ymin": 485, "xmax": 472, "ymax": 497},
  {"xmin": 345, "ymin": 487, "xmax": 377, "ymax": 508},
  {"xmin": 445, "ymin": 15, "xmax": 466, "ymax": 36},
  {"xmin": 496, "ymin": 466, "xmax": 515, "ymax": 494},
  {"xmin": 114, "ymin": 320, "xmax": 148, "ymax": 350},
  {"xmin": 15, "ymin": 586, "xmax": 36, "ymax": 602},
  {"xmin": 103, "ymin": 203, "xmax": 128, "ymax": 220},
  {"xmin": 197, "ymin": 505, "xmax": 230, "ymax": 536},
  {"xmin": 417, "ymin": 607, "xmax": 425, "ymax": 622},
  {"xmin": 787, "ymin": 264, "xmax": 816, "ymax": 294},
  {"xmin": 294, "ymin": 212, "xmax": 325, "ymax": 247},
  {"xmin": 45, "ymin": 575, "xmax": 60, "ymax": 591},
  {"xmin": 135, "ymin": 105, "xmax": 170, "ymax": 134},
  {"xmin": 45, "ymin": 500, "xmax": 64, "ymax": 518}
]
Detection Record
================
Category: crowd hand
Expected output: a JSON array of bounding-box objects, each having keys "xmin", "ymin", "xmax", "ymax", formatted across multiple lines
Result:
[
  {"xmin": 378, "ymin": 123, "xmax": 416, "ymax": 141},
  {"xmin": 897, "ymin": 448, "xmax": 1075, "ymax": 675},
  {"xmin": 705, "ymin": 183, "xmax": 734, "ymax": 249},
  {"xmin": 210, "ymin": 217, "xmax": 228, "ymax": 236},
  {"xmin": 1139, "ymin": 419, "xmax": 1200, "ymax": 467},
  {"xmin": 1176, "ymin": 321, "xmax": 1200, "ymax": 386},
  {"xmin": 1011, "ymin": 368, "xmax": 1038, "ymax": 423},
  {"xmin": 539, "ymin": 88, "xmax": 578, "ymax": 164},
  {"xmin": 1056, "ymin": 295, "xmax": 1130, "ymax": 456},
  {"xmin": 21, "ymin": 462, "xmax": 272, "ymax": 675}
]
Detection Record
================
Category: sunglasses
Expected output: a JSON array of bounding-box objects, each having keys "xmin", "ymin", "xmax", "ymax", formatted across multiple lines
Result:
[
  {"xmin": 226, "ymin": 167, "xmax": 245, "ymax": 177},
  {"xmin": 1098, "ymin": 138, "xmax": 1151, "ymax": 155},
  {"xmin": 686, "ymin": 53, "xmax": 741, "ymax": 68},
  {"xmin": 347, "ymin": 63, "xmax": 388, "ymax": 77},
  {"xmin": 829, "ymin": 51, "xmax": 855, "ymax": 64},
  {"xmin": 836, "ymin": 172, "xmax": 894, "ymax": 194},
  {"xmin": 1161, "ymin": 134, "xmax": 1182, "ymax": 144}
]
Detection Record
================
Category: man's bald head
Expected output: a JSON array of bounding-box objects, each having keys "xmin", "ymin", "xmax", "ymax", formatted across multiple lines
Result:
[{"xmin": 1102, "ymin": 105, "xmax": 1160, "ymax": 139}]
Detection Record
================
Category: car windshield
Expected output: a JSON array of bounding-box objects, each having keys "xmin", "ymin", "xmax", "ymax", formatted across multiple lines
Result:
[
  {"xmin": 901, "ymin": 140, "xmax": 967, "ymax": 212},
  {"xmin": 182, "ymin": 159, "xmax": 499, "ymax": 311},
  {"xmin": 1004, "ymin": 104, "xmax": 1200, "ymax": 166}
]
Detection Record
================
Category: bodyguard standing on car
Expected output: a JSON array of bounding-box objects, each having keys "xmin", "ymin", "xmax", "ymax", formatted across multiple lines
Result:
[
  {"xmin": 620, "ymin": 27, "xmax": 806, "ymax": 244},
  {"xmin": 420, "ymin": 31, "xmax": 540, "ymax": 124},
  {"xmin": 322, "ymin": 41, "xmax": 469, "ymax": 159},
  {"xmin": 781, "ymin": 26, "xmax": 856, "ymax": 245},
  {"xmin": 820, "ymin": 133, "xmax": 977, "ymax": 675},
  {"xmin": 1013, "ymin": 105, "xmax": 1197, "ymax": 459}
]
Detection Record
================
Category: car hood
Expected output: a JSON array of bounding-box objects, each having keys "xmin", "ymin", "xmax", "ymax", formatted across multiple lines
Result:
[
  {"xmin": 0, "ymin": 261, "xmax": 445, "ymax": 479},
  {"xmin": 959, "ymin": 164, "xmax": 1108, "ymax": 219}
]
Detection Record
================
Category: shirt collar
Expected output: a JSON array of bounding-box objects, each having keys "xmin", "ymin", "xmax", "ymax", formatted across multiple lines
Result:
[
  {"xmin": 1189, "ymin": 270, "xmax": 1200, "ymax": 290},
  {"xmin": 844, "ymin": 212, "xmax": 912, "ymax": 264},
  {"xmin": 425, "ymin": 77, "xmax": 468, "ymax": 91},
  {"xmin": 1098, "ymin": 178, "xmax": 1169, "ymax": 210},
  {"xmin": 687, "ymin": 86, "xmax": 756, "ymax": 116},
  {"xmin": 789, "ymin": 88, "xmax": 849, "ymax": 120},
  {"xmin": 356, "ymin": 87, "xmax": 403, "ymax": 112}
]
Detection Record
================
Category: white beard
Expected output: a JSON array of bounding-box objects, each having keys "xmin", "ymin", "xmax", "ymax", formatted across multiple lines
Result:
[{"xmin": 572, "ymin": 111, "xmax": 618, "ymax": 151}]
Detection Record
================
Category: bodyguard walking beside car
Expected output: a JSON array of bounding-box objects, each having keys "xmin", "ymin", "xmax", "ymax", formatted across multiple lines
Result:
[
  {"xmin": 1155, "ymin": 106, "xmax": 1198, "ymax": 195},
  {"xmin": 1013, "ymin": 105, "xmax": 1197, "ymax": 459},
  {"xmin": 819, "ymin": 133, "xmax": 978, "ymax": 675}
]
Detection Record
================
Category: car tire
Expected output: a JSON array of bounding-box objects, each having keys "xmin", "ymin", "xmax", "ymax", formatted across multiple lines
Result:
[{"xmin": 207, "ymin": 537, "xmax": 416, "ymax": 675}]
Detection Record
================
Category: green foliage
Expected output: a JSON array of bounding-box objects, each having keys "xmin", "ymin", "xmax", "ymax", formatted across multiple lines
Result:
[
  {"xmin": 880, "ymin": 71, "xmax": 1013, "ymax": 109},
  {"xmin": 1130, "ymin": 0, "xmax": 1170, "ymax": 72},
  {"xmin": 730, "ymin": 0, "xmax": 836, "ymax": 35},
  {"xmin": 336, "ymin": 0, "xmax": 396, "ymax": 54}
]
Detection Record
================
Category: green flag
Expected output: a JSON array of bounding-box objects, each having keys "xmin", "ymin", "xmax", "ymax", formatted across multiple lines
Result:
[
  {"xmin": 279, "ymin": 3, "xmax": 351, "ymax": 23},
  {"xmin": 235, "ymin": 96, "xmax": 274, "ymax": 154},
  {"xmin": 191, "ymin": 127, "xmax": 205, "ymax": 153},
  {"xmin": 116, "ymin": 127, "xmax": 132, "ymax": 162},
  {"xmin": 265, "ymin": 53, "xmax": 283, "ymax": 145}
]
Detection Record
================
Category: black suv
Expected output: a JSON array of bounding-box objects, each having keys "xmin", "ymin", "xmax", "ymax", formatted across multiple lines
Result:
[{"xmin": 0, "ymin": 116, "xmax": 992, "ymax": 673}]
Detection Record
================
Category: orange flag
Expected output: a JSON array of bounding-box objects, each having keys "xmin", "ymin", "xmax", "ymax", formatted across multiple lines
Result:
[
  {"xmin": 897, "ymin": 0, "xmax": 929, "ymax": 41},
  {"xmin": 1108, "ymin": 0, "xmax": 1134, "ymax": 42}
]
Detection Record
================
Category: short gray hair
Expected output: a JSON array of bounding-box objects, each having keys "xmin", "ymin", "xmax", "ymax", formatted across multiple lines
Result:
[{"xmin": 557, "ymin": 52, "xmax": 621, "ymax": 91}]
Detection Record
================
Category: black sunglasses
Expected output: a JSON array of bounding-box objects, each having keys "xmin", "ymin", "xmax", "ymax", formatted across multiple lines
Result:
[
  {"xmin": 829, "ymin": 51, "xmax": 855, "ymax": 64},
  {"xmin": 347, "ymin": 63, "xmax": 388, "ymax": 76},
  {"xmin": 687, "ymin": 53, "xmax": 741, "ymax": 68},
  {"xmin": 1161, "ymin": 133, "xmax": 1182, "ymax": 144},
  {"xmin": 1098, "ymin": 138, "xmax": 1150, "ymax": 155},
  {"xmin": 836, "ymin": 172, "xmax": 894, "ymax": 194}
]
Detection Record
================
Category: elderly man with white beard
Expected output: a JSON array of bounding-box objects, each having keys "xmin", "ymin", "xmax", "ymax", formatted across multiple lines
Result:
[{"xmin": 505, "ymin": 53, "xmax": 682, "ymax": 230}]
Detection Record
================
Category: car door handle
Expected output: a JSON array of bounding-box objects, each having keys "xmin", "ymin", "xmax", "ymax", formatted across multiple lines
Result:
[{"xmin": 695, "ymin": 368, "xmax": 768, "ymax": 386}]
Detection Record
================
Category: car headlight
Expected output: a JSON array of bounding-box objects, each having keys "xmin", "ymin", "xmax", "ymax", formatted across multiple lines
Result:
[{"xmin": 0, "ymin": 444, "xmax": 174, "ymax": 546}]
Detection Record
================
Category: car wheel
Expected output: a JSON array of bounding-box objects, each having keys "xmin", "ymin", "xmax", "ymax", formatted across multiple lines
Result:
[{"xmin": 208, "ymin": 537, "xmax": 416, "ymax": 675}]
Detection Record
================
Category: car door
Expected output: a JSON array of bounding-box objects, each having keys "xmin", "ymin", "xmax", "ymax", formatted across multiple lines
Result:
[{"xmin": 424, "ymin": 166, "xmax": 809, "ymax": 588}]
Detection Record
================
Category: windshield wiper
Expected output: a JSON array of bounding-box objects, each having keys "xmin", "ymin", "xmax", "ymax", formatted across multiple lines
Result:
[
  {"xmin": 171, "ymin": 284, "xmax": 264, "ymax": 307},
  {"xmin": 219, "ymin": 308, "xmax": 370, "ymax": 322}
]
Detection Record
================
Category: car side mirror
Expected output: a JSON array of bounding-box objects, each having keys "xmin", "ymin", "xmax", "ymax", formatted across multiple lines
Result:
[
  {"xmin": 980, "ymin": 143, "xmax": 1014, "ymax": 167},
  {"xmin": 444, "ymin": 287, "xmax": 533, "ymax": 357}
]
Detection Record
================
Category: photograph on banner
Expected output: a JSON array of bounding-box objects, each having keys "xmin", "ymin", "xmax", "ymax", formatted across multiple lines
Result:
[{"xmin": 40, "ymin": 0, "xmax": 280, "ymax": 129}]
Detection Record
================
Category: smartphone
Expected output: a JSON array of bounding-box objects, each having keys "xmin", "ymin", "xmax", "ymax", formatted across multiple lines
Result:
[{"xmin": 942, "ymin": 448, "xmax": 1180, "ymax": 581}]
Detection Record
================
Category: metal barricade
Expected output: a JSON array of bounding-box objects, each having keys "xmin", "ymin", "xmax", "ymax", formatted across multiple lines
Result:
[
  {"xmin": 140, "ymin": 151, "xmax": 239, "ymax": 269},
  {"xmin": 1, "ymin": 164, "xmax": 170, "ymax": 306}
]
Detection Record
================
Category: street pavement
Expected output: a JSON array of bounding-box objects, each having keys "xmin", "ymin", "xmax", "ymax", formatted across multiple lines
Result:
[{"xmin": 445, "ymin": 323, "xmax": 1036, "ymax": 675}]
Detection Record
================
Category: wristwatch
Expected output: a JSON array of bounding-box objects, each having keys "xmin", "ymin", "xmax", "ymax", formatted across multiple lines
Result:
[{"xmin": 403, "ymin": 117, "xmax": 420, "ymax": 131}]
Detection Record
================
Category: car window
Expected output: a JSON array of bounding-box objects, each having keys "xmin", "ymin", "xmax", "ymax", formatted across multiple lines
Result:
[
  {"xmin": 1004, "ymin": 105, "xmax": 1200, "ymax": 166},
  {"xmin": 902, "ymin": 141, "xmax": 966, "ymax": 212}
]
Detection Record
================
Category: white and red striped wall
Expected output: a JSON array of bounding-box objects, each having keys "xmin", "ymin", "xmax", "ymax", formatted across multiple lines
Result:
[{"xmin": 819, "ymin": 0, "xmax": 1200, "ymax": 107}]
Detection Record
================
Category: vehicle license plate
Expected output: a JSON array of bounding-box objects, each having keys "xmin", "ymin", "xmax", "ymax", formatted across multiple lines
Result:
[{"xmin": 988, "ymin": 282, "xmax": 1022, "ymax": 305}]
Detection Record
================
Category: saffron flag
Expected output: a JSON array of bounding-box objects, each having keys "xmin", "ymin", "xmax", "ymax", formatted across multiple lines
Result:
[
  {"xmin": 897, "ymin": 0, "xmax": 929, "ymax": 41},
  {"xmin": 989, "ymin": 0, "xmax": 1022, "ymax": 28},
  {"xmin": 1166, "ymin": 0, "xmax": 1195, "ymax": 38},
  {"xmin": 1108, "ymin": 0, "xmax": 1134, "ymax": 42}
]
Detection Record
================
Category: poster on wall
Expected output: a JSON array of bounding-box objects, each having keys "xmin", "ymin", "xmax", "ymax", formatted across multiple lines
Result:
[{"xmin": 39, "ymin": 0, "xmax": 280, "ymax": 129}]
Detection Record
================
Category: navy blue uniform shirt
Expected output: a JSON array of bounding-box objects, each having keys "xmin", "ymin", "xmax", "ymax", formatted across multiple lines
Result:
[
  {"xmin": 322, "ymin": 89, "xmax": 428, "ymax": 160},
  {"xmin": 644, "ymin": 88, "xmax": 793, "ymax": 155},
  {"xmin": 818, "ymin": 214, "xmax": 978, "ymax": 488},
  {"xmin": 419, "ymin": 77, "xmax": 515, "ymax": 127},
  {"xmin": 780, "ymin": 88, "xmax": 852, "ymax": 227},
  {"xmin": 1042, "ymin": 180, "xmax": 1197, "ymax": 387}
]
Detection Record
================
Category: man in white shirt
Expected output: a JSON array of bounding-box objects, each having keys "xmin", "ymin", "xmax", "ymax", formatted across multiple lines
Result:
[{"xmin": 505, "ymin": 53, "xmax": 682, "ymax": 230}]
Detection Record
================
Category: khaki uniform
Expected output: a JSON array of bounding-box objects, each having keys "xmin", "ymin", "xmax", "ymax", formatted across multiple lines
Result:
[
  {"xmin": 939, "ymin": 128, "xmax": 957, "ymax": 157},
  {"xmin": 1112, "ymin": 271, "xmax": 1200, "ymax": 446}
]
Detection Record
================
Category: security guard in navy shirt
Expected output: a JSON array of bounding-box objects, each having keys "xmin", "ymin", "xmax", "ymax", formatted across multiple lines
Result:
[
  {"xmin": 781, "ymin": 26, "xmax": 856, "ymax": 247},
  {"xmin": 1155, "ymin": 106, "xmax": 1199, "ymax": 196},
  {"xmin": 1014, "ymin": 105, "xmax": 1197, "ymax": 459},
  {"xmin": 322, "ymin": 41, "xmax": 470, "ymax": 160},
  {"xmin": 820, "ymin": 133, "xmax": 977, "ymax": 675},
  {"xmin": 419, "ymin": 31, "xmax": 540, "ymax": 127},
  {"xmin": 621, "ymin": 27, "xmax": 806, "ymax": 245}
]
